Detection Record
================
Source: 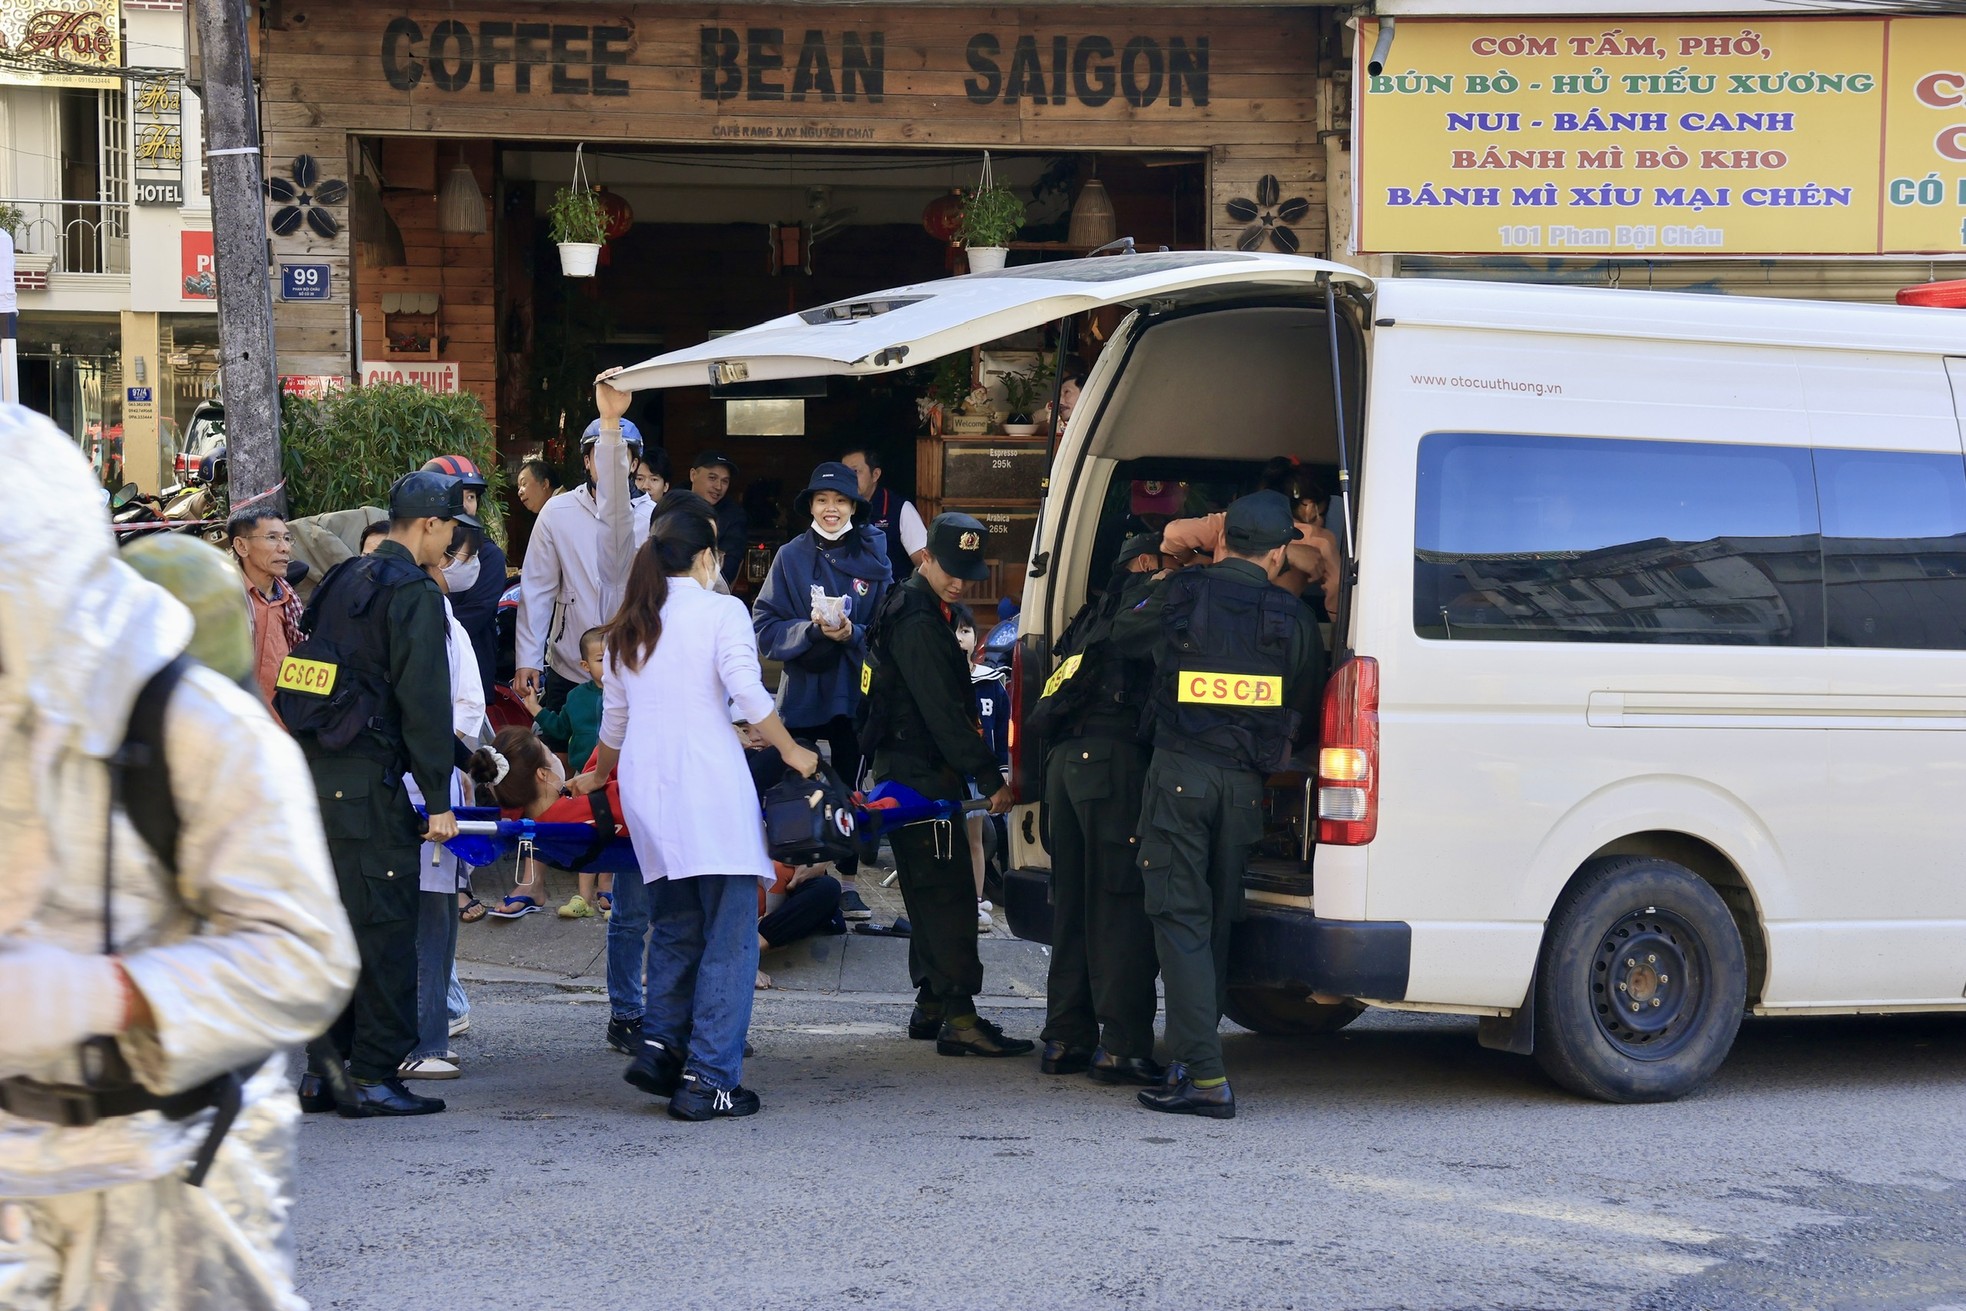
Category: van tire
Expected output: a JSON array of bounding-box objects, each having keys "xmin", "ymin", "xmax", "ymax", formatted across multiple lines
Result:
[
  {"xmin": 1224, "ymin": 987, "xmax": 1364, "ymax": 1036},
  {"xmin": 1532, "ymin": 857, "xmax": 1746, "ymax": 1104}
]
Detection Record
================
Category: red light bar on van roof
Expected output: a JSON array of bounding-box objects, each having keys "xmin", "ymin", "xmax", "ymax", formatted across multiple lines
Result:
[{"xmin": 1896, "ymin": 279, "xmax": 1966, "ymax": 308}]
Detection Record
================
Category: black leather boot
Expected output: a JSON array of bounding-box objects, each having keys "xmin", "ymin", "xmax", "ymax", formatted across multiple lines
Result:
[
  {"xmin": 1088, "ymin": 1048, "xmax": 1166, "ymax": 1086},
  {"xmin": 1040, "ymin": 1041, "xmax": 1093, "ymax": 1075},
  {"xmin": 1138, "ymin": 1073, "xmax": 1235, "ymax": 1119},
  {"xmin": 336, "ymin": 1078, "xmax": 446, "ymax": 1118}
]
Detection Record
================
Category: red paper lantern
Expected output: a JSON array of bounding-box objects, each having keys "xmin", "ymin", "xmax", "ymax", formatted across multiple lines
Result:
[
  {"xmin": 597, "ymin": 189, "xmax": 635, "ymax": 242},
  {"xmin": 922, "ymin": 189, "xmax": 965, "ymax": 245}
]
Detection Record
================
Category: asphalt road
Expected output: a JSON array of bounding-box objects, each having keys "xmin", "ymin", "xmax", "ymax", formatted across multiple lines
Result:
[{"xmin": 292, "ymin": 987, "xmax": 1966, "ymax": 1311}]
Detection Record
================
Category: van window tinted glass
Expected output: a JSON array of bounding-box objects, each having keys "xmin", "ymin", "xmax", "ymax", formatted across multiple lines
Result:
[
  {"xmin": 1816, "ymin": 448, "xmax": 1966, "ymax": 650},
  {"xmin": 1415, "ymin": 433, "xmax": 1822, "ymax": 645}
]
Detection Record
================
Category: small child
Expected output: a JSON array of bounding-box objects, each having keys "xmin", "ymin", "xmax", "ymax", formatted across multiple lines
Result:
[
  {"xmin": 951, "ymin": 605, "xmax": 1011, "ymax": 934},
  {"xmin": 524, "ymin": 627, "xmax": 615, "ymax": 919}
]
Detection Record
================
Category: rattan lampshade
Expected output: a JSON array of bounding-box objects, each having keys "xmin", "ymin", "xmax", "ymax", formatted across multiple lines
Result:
[
  {"xmin": 438, "ymin": 152, "xmax": 487, "ymax": 235},
  {"xmin": 1067, "ymin": 177, "xmax": 1117, "ymax": 249}
]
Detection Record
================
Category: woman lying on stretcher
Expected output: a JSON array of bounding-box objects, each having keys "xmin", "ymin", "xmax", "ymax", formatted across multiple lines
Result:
[{"xmin": 469, "ymin": 726, "xmax": 626, "ymax": 917}]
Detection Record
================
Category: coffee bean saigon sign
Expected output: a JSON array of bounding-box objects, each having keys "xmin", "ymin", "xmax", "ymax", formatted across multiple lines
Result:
[
  {"xmin": 375, "ymin": 16, "xmax": 1210, "ymax": 110},
  {"xmin": 1357, "ymin": 16, "xmax": 1966, "ymax": 256}
]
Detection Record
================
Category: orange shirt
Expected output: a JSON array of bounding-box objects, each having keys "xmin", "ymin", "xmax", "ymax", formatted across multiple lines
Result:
[
  {"xmin": 1159, "ymin": 513, "xmax": 1337, "ymax": 607},
  {"xmin": 244, "ymin": 583, "xmax": 294, "ymax": 718}
]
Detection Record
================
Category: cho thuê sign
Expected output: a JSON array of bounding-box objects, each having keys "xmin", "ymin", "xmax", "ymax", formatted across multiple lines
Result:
[
  {"xmin": 0, "ymin": 0, "xmax": 121, "ymax": 89},
  {"xmin": 1356, "ymin": 17, "xmax": 1966, "ymax": 257}
]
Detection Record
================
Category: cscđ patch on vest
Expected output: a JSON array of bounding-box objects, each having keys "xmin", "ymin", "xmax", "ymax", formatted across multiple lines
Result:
[
  {"xmin": 275, "ymin": 655, "xmax": 338, "ymax": 696},
  {"xmin": 859, "ymin": 661, "xmax": 873, "ymax": 695},
  {"xmin": 1177, "ymin": 671, "xmax": 1282, "ymax": 706},
  {"xmin": 1041, "ymin": 652, "xmax": 1083, "ymax": 699}
]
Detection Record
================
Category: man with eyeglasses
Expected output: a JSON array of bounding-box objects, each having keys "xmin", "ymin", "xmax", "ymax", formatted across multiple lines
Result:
[{"xmin": 228, "ymin": 509, "xmax": 305, "ymax": 716}]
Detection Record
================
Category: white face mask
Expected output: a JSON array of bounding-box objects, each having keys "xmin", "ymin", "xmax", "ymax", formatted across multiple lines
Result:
[
  {"xmin": 811, "ymin": 519, "xmax": 852, "ymax": 542},
  {"xmin": 442, "ymin": 554, "xmax": 482, "ymax": 592}
]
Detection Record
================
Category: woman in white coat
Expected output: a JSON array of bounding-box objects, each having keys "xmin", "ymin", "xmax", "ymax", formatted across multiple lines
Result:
[{"xmin": 572, "ymin": 498, "xmax": 817, "ymax": 1121}]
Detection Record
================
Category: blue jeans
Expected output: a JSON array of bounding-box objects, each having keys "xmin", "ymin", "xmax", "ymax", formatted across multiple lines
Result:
[
  {"xmin": 414, "ymin": 890, "xmax": 459, "ymax": 1060},
  {"xmin": 447, "ymin": 964, "xmax": 469, "ymax": 1025},
  {"xmin": 606, "ymin": 867, "xmax": 653, "ymax": 1022},
  {"xmin": 642, "ymin": 875, "xmax": 760, "ymax": 1090}
]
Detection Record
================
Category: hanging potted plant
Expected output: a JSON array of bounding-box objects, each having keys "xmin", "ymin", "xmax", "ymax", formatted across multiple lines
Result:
[
  {"xmin": 959, "ymin": 153, "xmax": 1024, "ymax": 273},
  {"xmin": 550, "ymin": 145, "xmax": 608, "ymax": 277}
]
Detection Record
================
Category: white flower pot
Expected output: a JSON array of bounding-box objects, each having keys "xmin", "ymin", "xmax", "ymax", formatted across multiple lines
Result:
[
  {"xmin": 966, "ymin": 246, "xmax": 1008, "ymax": 273},
  {"xmin": 558, "ymin": 242, "xmax": 601, "ymax": 277}
]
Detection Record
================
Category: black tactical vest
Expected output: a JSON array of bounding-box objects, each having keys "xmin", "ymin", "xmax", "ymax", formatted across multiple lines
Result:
[
  {"xmin": 274, "ymin": 549, "xmax": 426, "ymax": 760},
  {"xmin": 1031, "ymin": 571, "xmax": 1159, "ymax": 744},
  {"xmin": 855, "ymin": 578, "xmax": 948, "ymax": 760},
  {"xmin": 1146, "ymin": 565, "xmax": 1302, "ymax": 773}
]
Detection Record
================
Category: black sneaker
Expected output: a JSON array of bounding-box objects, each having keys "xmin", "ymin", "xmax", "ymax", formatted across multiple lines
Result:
[
  {"xmin": 667, "ymin": 1074, "xmax": 761, "ymax": 1121},
  {"xmin": 605, "ymin": 1015, "xmax": 643, "ymax": 1056},
  {"xmin": 839, "ymin": 888, "xmax": 873, "ymax": 921},
  {"xmin": 623, "ymin": 1036, "xmax": 685, "ymax": 1098},
  {"xmin": 936, "ymin": 1016, "xmax": 1036, "ymax": 1058}
]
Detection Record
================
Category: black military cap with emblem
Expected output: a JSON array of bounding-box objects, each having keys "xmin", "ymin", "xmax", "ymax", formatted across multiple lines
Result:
[
  {"xmin": 927, "ymin": 512, "xmax": 991, "ymax": 582},
  {"xmin": 389, "ymin": 470, "xmax": 482, "ymax": 530},
  {"xmin": 1114, "ymin": 531, "xmax": 1164, "ymax": 569},
  {"xmin": 1222, "ymin": 489, "xmax": 1295, "ymax": 554}
]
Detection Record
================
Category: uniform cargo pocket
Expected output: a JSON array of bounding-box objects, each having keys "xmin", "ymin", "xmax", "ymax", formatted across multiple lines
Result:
[
  {"xmin": 1101, "ymin": 834, "xmax": 1145, "ymax": 896},
  {"xmin": 356, "ymin": 854, "xmax": 416, "ymax": 927},
  {"xmin": 1225, "ymin": 774, "xmax": 1266, "ymax": 849},
  {"xmin": 1138, "ymin": 839, "xmax": 1206, "ymax": 919},
  {"xmin": 313, "ymin": 761, "xmax": 375, "ymax": 842}
]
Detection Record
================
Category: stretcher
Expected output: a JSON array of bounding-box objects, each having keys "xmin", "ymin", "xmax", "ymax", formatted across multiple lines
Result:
[{"xmin": 429, "ymin": 782, "xmax": 989, "ymax": 877}]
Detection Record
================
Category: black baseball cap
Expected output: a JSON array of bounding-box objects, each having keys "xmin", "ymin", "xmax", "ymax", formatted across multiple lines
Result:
[
  {"xmin": 1223, "ymin": 490, "xmax": 1295, "ymax": 553},
  {"xmin": 389, "ymin": 470, "xmax": 481, "ymax": 530},
  {"xmin": 692, "ymin": 450, "xmax": 738, "ymax": 474},
  {"xmin": 1114, "ymin": 531, "xmax": 1163, "ymax": 569},
  {"xmin": 927, "ymin": 512, "xmax": 990, "ymax": 582}
]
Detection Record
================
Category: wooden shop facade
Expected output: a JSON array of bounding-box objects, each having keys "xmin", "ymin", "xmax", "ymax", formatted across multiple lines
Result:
[{"xmin": 256, "ymin": 2, "xmax": 1351, "ymax": 591}]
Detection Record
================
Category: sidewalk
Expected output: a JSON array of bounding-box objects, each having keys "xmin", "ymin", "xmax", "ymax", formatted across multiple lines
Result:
[{"xmin": 456, "ymin": 864, "xmax": 1051, "ymax": 1001}]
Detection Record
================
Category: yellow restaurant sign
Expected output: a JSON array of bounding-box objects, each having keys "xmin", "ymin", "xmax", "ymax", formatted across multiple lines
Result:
[
  {"xmin": 1356, "ymin": 17, "xmax": 1966, "ymax": 257},
  {"xmin": 0, "ymin": 0, "xmax": 122, "ymax": 89}
]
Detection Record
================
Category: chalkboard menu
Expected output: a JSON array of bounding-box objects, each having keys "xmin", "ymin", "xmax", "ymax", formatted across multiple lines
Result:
[{"xmin": 941, "ymin": 439, "xmax": 1049, "ymax": 504}]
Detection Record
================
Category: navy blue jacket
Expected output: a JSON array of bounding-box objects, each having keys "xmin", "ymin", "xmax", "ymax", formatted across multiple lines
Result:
[
  {"xmin": 972, "ymin": 665, "xmax": 1011, "ymax": 771},
  {"xmin": 753, "ymin": 525, "xmax": 893, "ymax": 728},
  {"xmin": 449, "ymin": 537, "xmax": 507, "ymax": 697}
]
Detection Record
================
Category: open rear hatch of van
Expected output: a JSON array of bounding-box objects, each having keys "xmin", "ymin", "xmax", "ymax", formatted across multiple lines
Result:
[{"xmin": 608, "ymin": 251, "xmax": 1369, "ymax": 393}]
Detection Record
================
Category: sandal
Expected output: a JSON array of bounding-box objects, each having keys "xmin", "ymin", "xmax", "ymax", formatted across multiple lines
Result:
[
  {"xmin": 486, "ymin": 895, "xmax": 544, "ymax": 919},
  {"xmin": 459, "ymin": 897, "xmax": 490, "ymax": 924},
  {"xmin": 595, "ymin": 891, "xmax": 614, "ymax": 915}
]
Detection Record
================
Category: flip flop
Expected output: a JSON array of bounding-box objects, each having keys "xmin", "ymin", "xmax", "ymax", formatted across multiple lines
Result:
[
  {"xmin": 459, "ymin": 898, "xmax": 490, "ymax": 924},
  {"xmin": 487, "ymin": 895, "xmax": 544, "ymax": 919},
  {"xmin": 853, "ymin": 917, "xmax": 912, "ymax": 938}
]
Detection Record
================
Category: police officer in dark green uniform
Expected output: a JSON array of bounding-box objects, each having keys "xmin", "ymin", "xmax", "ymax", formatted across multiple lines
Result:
[
  {"xmin": 863, "ymin": 513, "xmax": 1033, "ymax": 1058},
  {"xmin": 280, "ymin": 472, "xmax": 472, "ymax": 1117},
  {"xmin": 1118, "ymin": 491, "xmax": 1324, "ymax": 1118},
  {"xmin": 1034, "ymin": 532, "xmax": 1166, "ymax": 1086}
]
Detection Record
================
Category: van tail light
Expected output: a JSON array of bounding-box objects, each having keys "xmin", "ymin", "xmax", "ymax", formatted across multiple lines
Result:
[
  {"xmin": 1316, "ymin": 655, "xmax": 1379, "ymax": 845},
  {"xmin": 173, "ymin": 453, "xmax": 188, "ymax": 477}
]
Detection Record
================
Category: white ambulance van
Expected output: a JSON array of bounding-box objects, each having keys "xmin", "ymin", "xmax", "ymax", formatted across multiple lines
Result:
[{"xmin": 614, "ymin": 251, "xmax": 1966, "ymax": 1102}]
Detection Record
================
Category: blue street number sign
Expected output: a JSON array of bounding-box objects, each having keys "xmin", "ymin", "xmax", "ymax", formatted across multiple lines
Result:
[{"xmin": 280, "ymin": 263, "xmax": 331, "ymax": 301}]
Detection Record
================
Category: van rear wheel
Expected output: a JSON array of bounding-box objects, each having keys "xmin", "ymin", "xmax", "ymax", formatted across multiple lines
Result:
[
  {"xmin": 1224, "ymin": 987, "xmax": 1364, "ymax": 1036},
  {"xmin": 1533, "ymin": 857, "xmax": 1746, "ymax": 1103}
]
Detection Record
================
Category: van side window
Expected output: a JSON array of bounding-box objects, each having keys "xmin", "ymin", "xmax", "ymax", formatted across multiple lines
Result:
[
  {"xmin": 1816, "ymin": 448, "xmax": 1966, "ymax": 651},
  {"xmin": 1414, "ymin": 433, "xmax": 1821, "ymax": 646}
]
